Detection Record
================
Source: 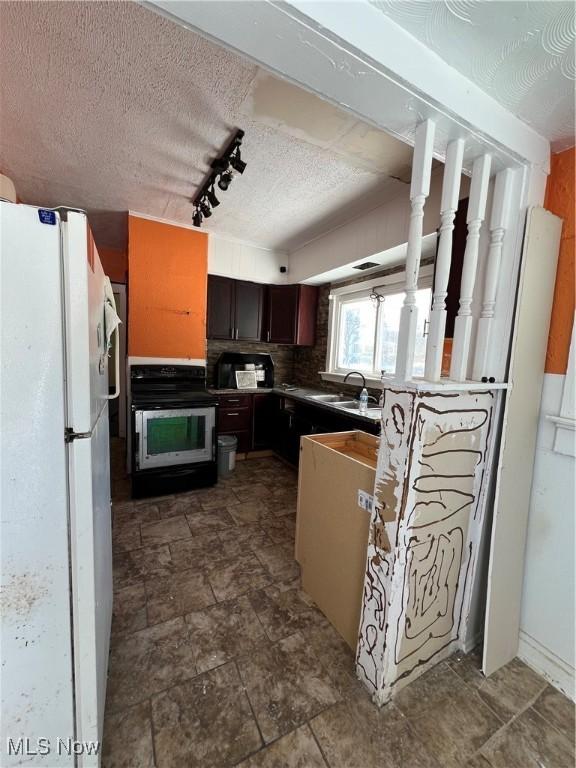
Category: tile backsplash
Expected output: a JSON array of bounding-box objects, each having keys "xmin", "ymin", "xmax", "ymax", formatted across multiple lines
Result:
[{"xmin": 206, "ymin": 340, "xmax": 296, "ymax": 387}]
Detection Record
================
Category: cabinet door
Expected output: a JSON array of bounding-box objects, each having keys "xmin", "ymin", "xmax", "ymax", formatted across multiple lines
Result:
[
  {"xmin": 207, "ymin": 276, "xmax": 234, "ymax": 340},
  {"xmin": 295, "ymin": 285, "xmax": 318, "ymax": 346},
  {"xmin": 267, "ymin": 285, "xmax": 298, "ymax": 344},
  {"xmin": 253, "ymin": 393, "xmax": 280, "ymax": 450},
  {"xmin": 235, "ymin": 281, "xmax": 264, "ymax": 341}
]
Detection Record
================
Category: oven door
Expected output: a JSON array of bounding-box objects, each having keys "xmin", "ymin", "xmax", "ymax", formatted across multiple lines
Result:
[{"xmin": 135, "ymin": 407, "xmax": 215, "ymax": 470}]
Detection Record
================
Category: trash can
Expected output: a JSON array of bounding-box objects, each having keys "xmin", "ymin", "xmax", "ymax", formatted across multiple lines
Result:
[{"xmin": 217, "ymin": 435, "xmax": 238, "ymax": 477}]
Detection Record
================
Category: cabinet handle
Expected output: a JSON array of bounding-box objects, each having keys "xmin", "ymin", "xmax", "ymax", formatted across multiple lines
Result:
[
  {"xmin": 227, "ymin": 399, "xmax": 240, "ymax": 403},
  {"xmin": 267, "ymin": 330, "xmax": 270, "ymax": 342},
  {"xmin": 228, "ymin": 412, "xmax": 240, "ymax": 416}
]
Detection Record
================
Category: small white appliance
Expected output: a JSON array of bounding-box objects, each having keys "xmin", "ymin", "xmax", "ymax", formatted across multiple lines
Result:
[{"xmin": 0, "ymin": 202, "xmax": 120, "ymax": 766}]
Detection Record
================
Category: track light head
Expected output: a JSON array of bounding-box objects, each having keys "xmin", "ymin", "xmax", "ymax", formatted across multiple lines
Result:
[
  {"xmin": 192, "ymin": 209, "xmax": 203, "ymax": 227},
  {"xmin": 230, "ymin": 148, "xmax": 246, "ymax": 175},
  {"xmin": 217, "ymin": 170, "xmax": 233, "ymax": 191},
  {"xmin": 199, "ymin": 200, "xmax": 212, "ymax": 218},
  {"xmin": 206, "ymin": 186, "xmax": 220, "ymax": 208}
]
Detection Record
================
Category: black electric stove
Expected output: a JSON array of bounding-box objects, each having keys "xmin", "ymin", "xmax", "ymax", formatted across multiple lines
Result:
[{"xmin": 130, "ymin": 365, "xmax": 218, "ymax": 498}]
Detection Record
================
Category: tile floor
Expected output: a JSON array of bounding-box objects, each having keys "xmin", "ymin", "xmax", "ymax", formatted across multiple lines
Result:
[{"xmin": 104, "ymin": 443, "xmax": 575, "ymax": 768}]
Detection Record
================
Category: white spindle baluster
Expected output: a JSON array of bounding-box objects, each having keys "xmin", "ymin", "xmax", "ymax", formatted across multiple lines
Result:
[
  {"xmin": 472, "ymin": 168, "xmax": 514, "ymax": 381},
  {"xmin": 395, "ymin": 119, "xmax": 435, "ymax": 381},
  {"xmin": 424, "ymin": 138, "xmax": 465, "ymax": 381},
  {"xmin": 449, "ymin": 154, "xmax": 492, "ymax": 382}
]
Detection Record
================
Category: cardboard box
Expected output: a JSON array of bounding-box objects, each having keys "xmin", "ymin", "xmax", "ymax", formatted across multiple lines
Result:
[{"xmin": 295, "ymin": 431, "xmax": 378, "ymax": 650}]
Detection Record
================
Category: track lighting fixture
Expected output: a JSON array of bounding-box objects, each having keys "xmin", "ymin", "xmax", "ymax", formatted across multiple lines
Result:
[
  {"xmin": 191, "ymin": 128, "xmax": 246, "ymax": 226},
  {"xmin": 199, "ymin": 201, "xmax": 212, "ymax": 218},
  {"xmin": 217, "ymin": 171, "xmax": 233, "ymax": 191},
  {"xmin": 229, "ymin": 147, "xmax": 246, "ymax": 175},
  {"xmin": 206, "ymin": 185, "xmax": 220, "ymax": 208}
]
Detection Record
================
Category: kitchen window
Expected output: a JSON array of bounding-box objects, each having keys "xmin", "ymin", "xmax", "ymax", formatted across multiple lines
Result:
[{"xmin": 325, "ymin": 267, "xmax": 434, "ymax": 383}]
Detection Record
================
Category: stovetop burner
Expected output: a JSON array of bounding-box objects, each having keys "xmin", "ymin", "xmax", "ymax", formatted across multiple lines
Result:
[{"xmin": 130, "ymin": 364, "xmax": 217, "ymax": 408}]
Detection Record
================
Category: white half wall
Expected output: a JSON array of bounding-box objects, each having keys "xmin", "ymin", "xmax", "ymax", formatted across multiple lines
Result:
[
  {"xmin": 208, "ymin": 234, "xmax": 288, "ymax": 284},
  {"xmin": 519, "ymin": 372, "xmax": 575, "ymax": 699}
]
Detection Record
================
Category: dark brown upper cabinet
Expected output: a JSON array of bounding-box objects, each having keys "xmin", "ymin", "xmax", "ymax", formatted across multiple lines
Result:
[
  {"xmin": 235, "ymin": 280, "xmax": 264, "ymax": 341},
  {"xmin": 265, "ymin": 284, "xmax": 318, "ymax": 346},
  {"xmin": 207, "ymin": 275, "xmax": 264, "ymax": 342}
]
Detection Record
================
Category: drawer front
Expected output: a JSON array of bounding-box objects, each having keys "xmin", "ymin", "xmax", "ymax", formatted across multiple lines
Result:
[
  {"xmin": 218, "ymin": 394, "xmax": 252, "ymax": 408},
  {"xmin": 219, "ymin": 407, "xmax": 251, "ymax": 431}
]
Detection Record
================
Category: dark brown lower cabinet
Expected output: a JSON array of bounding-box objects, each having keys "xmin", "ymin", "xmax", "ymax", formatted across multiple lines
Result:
[
  {"xmin": 253, "ymin": 393, "xmax": 280, "ymax": 450},
  {"xmin": 216, "ymin": 392, "xmax": 277, "ymax": 454}
]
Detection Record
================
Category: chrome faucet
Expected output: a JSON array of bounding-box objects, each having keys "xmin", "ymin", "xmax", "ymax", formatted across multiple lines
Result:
[{"xmin": 343, "ymin": 371, "xmax": 366, "ymax": 388}]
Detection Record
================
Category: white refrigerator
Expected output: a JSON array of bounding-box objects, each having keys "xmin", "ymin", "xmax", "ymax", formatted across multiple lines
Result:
[{"xmin": 1, "ymin": 202, "xmax": 119, "ymax": 766}]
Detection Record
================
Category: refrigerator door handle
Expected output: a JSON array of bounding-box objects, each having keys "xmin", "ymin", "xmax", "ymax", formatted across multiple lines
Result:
[{"xmin": 106, "ymin": 322, "xmax": 120, "ymax": 400}]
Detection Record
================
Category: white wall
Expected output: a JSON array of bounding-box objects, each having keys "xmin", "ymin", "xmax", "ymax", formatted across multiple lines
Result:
[
  {"xmin": 208, "ymin": 233, "xmax": 288, "ymax": 284},
  {"xmin": 519, "ymin": 373, "xmax": 575, "ymax": 699},
  {"xmin": 288, "ymin": 168, "xmax": 470, "ymax": 285}
]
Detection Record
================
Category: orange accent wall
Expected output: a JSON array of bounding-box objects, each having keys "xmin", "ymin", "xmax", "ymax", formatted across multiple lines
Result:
[
  {"xmin": 99, "ymin": 246, "xmax": 128, "ymax": 283},
  {"xmin": 545, "ymin": 147, "xmax": 575, "ymax": 374},
  {"xmin": 128, "ymin": 215, "xmax": 208, "ymax": 359}
]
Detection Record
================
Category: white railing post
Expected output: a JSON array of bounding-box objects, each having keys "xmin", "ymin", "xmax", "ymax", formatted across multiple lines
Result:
[
  {"xmin": 424, "ymin": 138, "xmax": 465, "ymax": 381},
  {"xmin": 395, "ymin": 119, "xmax": 435, "ymax": 381},
  {"xmin": 450, "ymin": 154, "xmax": 492, "ymax": 382},
  {"xmin": 472, "ymin": 168, "xmax": 514, "ymax": 381}
]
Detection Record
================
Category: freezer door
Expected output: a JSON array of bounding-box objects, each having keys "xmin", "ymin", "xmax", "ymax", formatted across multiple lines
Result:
[
  {"xmin": 64, "ymin": 212, "xmax": 110, "ymax": 433},
  {"xmin": 68, "ymin": 404, "xmax": 113, "ymax": 766},
  {"xmin": 0, "ymin": 201, "xmax": 76, "ymax": 764}
]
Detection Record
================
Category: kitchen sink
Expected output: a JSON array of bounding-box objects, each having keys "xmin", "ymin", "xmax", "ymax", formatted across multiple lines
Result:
[
  {"xmin": 334, "ymin": 401, "xmax": 381, "ymax": 416},
  {"xmin": 309, "ymin": 394, "xmax": 353, "ymax": 403}
]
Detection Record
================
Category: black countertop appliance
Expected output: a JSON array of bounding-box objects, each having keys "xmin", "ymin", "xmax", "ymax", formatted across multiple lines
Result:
[{"xmin": 213, "ymin": 352, "xmax": 274, "ymax": 389}]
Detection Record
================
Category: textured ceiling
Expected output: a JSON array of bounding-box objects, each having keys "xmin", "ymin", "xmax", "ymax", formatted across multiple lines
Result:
[
  {"xmin": 371, "ymin": 0, "xmax": 576, "ymax": 151},
  {"xmin": 0, "ymin": 1, "xmax": 413, "ymax": 251}
]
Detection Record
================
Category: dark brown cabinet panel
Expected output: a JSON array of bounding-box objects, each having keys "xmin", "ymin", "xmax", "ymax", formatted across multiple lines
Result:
[
  {"xmin": 215, "ymin": 393, "xmax": 254, "ymax": 455},
  {"xmin": 266, "ymin": 285, "xmax": 298, "ymax": 344},
  {"xmin": 207, "ymin": 277, "xmax": 264, "ymax": 341},
  {"xmin": 235, "ymin": 280, "xmax": 264, "ymax": 341},
  {"xmin": 218, "ymin": 393, "xmax": 252, "ymax": 408},
  {"xmin": 208, "ymin": 277, "xmax": 317, "ymax": 346},
  {"xmin": 219, "ymin": 406, "xmax": 251, "ymax": 432},
  {"xmin": 253, "ymin": 393, "xmax": 280, "ymax": 450},
  {"xmin": 207, "ymin": 276, "xmax": 234, "ymax": 340},
  {"xmin": 265, "ymin": 284, "xmax": 318, "ymax": 346}
]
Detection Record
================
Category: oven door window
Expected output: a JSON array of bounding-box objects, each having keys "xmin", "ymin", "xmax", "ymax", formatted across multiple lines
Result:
[
  {"xmin": 147, "ymin": 415, "xmax": 205, "ymax": 455},
  {"xmin": 136, "ymin": 408, "xmax": 215, "ymax": 470}
]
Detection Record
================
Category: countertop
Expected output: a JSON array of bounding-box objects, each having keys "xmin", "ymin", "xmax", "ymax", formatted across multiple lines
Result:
[
  {"xmin": 209, "ymin": 386, "xmax": 381, "ymax": 424},
  {"xmin": 208, "ymin": 388, "xmax": 273, "ymax": 395},
  {"xmin": 272, "ymin": 386, "xmax": 381, "ymax": 424}
]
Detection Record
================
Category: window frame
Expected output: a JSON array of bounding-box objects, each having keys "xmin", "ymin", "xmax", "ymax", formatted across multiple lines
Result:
[{"xmin": 325, "ymin": 265, "xmax": 434, "ymax": 385}]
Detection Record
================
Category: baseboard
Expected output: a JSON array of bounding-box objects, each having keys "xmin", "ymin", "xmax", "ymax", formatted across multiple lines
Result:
[{"xmin": 518, "ymin": 630, "xmax": 575, "ymax": 701}]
